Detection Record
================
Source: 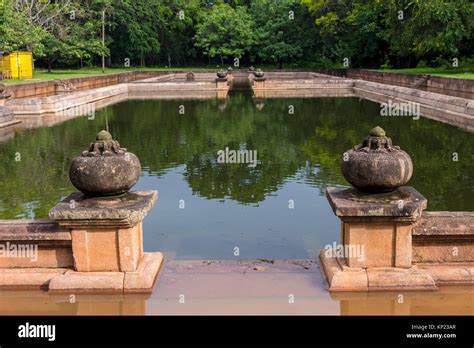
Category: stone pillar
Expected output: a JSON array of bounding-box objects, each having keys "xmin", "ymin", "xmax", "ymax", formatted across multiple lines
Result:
[
  {"xmin": 326, "ymin": 186, "xmax": 426, "ymax": 269},
  {"xmin": 216, "ymin": 77, "xmax": 228, "ymax": 90},
  {"xmin": 252, "ymin": 77, "xmax": 266, "ymax": 89},
  {"xmin": 49, "ymin": 191, "xmax": 156, "ymax": 272},
  {"xmin": 320, "ymin": 127, "xmax": 437, "ymax": 291},
  {"xmin": 46, "ymin": 131, "xmax": 163, "ymax": 294}
]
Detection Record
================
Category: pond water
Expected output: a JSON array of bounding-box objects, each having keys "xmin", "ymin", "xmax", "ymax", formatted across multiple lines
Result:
[{"xmin": 0, "ymin": 90, "xmax": 472, "ymax": 259}]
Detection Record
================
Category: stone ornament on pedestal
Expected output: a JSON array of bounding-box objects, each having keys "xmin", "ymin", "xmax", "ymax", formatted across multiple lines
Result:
[
  {"xmin": 69, "ymin": 130, "xmax": 141, "ymax": 197},
  {"xmin": 48, "ymin": 131, "xmax": 163, "ymax": 293},
  {"xmin": 252, "ymin": 69, "xmax": 266, "ymax": 89},
  {"xmin": 186, "ymin": 72, "xmax": 195, "ymax": 82},
  {"xmin": 0, "ymin": 83, "xmax": 20, "ymax": 128},
  {"xmin": 216, "ymin": 70, "xmax": 229, "ymax": 91},
  {"xmin": 320, "ymin": 127, "xmax": 436, "ymax": 291},
  {"xmin": 341, "ymin": 126, "xmax": 413, "ymax": 193}
]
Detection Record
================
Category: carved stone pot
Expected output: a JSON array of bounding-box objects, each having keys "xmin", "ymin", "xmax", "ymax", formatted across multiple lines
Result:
[
  {"xmin": 341, "ymin": 126, "xmax": 413, "ymax": 193},
  {"xmin": 254, "ymin": 69, "xmax": 265, "ymax": 78},
  {"xmin": 69, "ymin": 130, "xmax": 141, "ymax": 197},
  {"xmin": 216, "ymin": 70, "xmax": 228, "ymax": 79}
]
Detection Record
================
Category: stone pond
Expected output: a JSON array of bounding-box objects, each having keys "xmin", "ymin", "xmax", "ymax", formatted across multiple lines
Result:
[{"xmin": 0, "ymin": 90, "xmax": 472, "ymax": 261}]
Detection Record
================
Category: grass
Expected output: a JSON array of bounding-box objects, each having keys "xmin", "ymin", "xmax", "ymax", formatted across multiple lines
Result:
[
  {"xmin": 375, "ymin": 67, "xmax": 474, "ymax": 79},
  {"xmin": 2, "ymin": 66, "xmax": 474, "ymax": 84}
]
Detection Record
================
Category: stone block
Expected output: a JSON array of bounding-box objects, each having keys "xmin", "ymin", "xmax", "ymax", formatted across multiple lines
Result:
[
  {"xmin": 124, "ymin": 252, "xmax": 164, "ymax": 293},
  {"xmin": 319, "ymin": 249, "xmax": 368, "ymax": 291},
  {"xmin": 366, "ymin": 267, "xmax": 436, "ymax": 291},
  {"xmin": 0, "ymin": 268, "xmax": 67, "ymax": 290},
  {"xmin": 48, "ymin": 270, "xmax": 125, "ymax": 294},
  {"xmin": 49, "ymin": 191, "xmax": 157, "ymax": 273}
]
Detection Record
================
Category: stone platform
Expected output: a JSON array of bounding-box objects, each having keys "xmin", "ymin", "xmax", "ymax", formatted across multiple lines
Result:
[
  {"xmin": 0, "ymin": 260, "xmax": 472, "ymax": 315},
  {"xmin": 0, "ymin": 191, "xmax": 163, "ymax": 294},
  {"xmin": 321, "ymin": 186, "xmax": 474, "ymax": 291}
]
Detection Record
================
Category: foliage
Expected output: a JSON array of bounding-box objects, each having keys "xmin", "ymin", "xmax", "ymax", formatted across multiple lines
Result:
[
  {"xmin": 0, "ymin": 0, "xmax": 473, "ymax": 70},
  {"xmin": 194, "ymin": 2, "xmax": 253, "ymax": 65}
]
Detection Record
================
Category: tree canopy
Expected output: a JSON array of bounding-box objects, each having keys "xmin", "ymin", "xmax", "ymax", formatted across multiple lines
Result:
[{"xmin": 0, "ymin": 0, "xmax": 473, "ymax": 70}]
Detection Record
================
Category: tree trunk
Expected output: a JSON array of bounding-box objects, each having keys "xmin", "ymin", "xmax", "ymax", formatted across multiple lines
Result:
[
  {"xmin": 220, "ymin": 54, "xmax": 223, "ymax": 66},
  {"xmin": 47, "ymin": 61, "xmax": 52, "ymax": 73},
  {"xmin": 278, "ymin": 59, "xmax": 283, "ymax": 69}
]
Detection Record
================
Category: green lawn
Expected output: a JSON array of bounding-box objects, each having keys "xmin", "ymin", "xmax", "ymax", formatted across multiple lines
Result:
[
  {"xmin": 3, "ymin": 66, "xmax": 474, "ymax": 85},
  {"xmin": 1, "ymin": 66, "xmax": 213, "ymax": 85},
  {"xmin": 376, "ymin": 67, "xmax": 474, "ymax": 79}
]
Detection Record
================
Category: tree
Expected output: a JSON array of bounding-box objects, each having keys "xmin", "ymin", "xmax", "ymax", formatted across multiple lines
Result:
[
  {"xmin": 194, "ymin": 2, "xmax": 253, "ymax": 65},
  {"xmin": 250, "ymin": 0, "xmax": 316, "ymax": 68},
  {"xmin": 380, "ymin": 0, "xmax": 474, "ymax": 67},
  {"xmin": 108, "ymin": 0, "xmax": 166, "ymax": 67}
]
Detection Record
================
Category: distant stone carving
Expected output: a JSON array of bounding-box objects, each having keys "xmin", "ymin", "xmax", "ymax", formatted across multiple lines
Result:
[
  {"xmin": 186, "ymin": 72, "xmax": 195, "ymax": 82},
  {"xmin": 54, "ymin": 80, "xmax": 75, "ymax": 93},
  {"xmin": 253, "ymin": 69, "xmax": 265, "ymax": 79},
  {"xmin": 0, "ymin": 83, "xmax": 11, "ymax": 105},
  {"xmin": 341, "ymin": 126, "xmax": 413, "ymax": 193},
  {"xmin": 216, "ymin": 70, "xmax": 228, "ymax": 79},
  {"xmin": 69, "ymin": 130, "xmax": 141, "ymax": 197}
]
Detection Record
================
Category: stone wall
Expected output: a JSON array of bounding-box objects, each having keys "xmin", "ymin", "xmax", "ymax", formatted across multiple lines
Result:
[
  {"xmin": 4, "ymin": 70, "xmax": 216, "ymax": 99},
  {"xmin": 315, "ymin": 69, "xmax": 474, "ymax": 98},
  {"xmin": 353, "ymin": 80, "xmax": 474, "ymax": 132},
  {"xmin": 413, "ymin": 212, "xmax": 474, "ymax": 264}
]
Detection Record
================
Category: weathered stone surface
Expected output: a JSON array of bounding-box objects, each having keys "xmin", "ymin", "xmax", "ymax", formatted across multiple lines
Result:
[
  {"xmin": 49, "ymin": 190, "xmax": 156, "ymax": 272},
  {"xmin": 0, "ymin": 245, "xmax": 73, "ymax": 269},
  {"xmin": 69, "ymin": 130, "xmax": 141, "ymax": 197},
  {"xmin": 48, "ymin": 270, "xmax": 125, "ymax": 294},
  {"xmin": 319, "ymin": 249, "xmax": 369, "ymax": 291},
  {"xmin": 0, "ymin": 219, "xmax": 71, "ymax": 241},
  {"xmin": 69, "ymin": 224, "xmax": 144, "ymax": 272},
  {"xmin": 412, "ymin": 211, "xmax": 474, "ymax": 263},
  {"xmin": 49, "ymin": 190, "xmax": 157, "ymax": 228},
  {"xmin": 415, "ymin": 264, "xmax": 472, "ymax": 285},
  {"xmin": 366, "ymin": 267, "xmax": 437, "ymax": 291},
  {"xmin": 326, "ymin": 186, "xmax": 427, "ymax": 222},
  {"xmin": 124, "ymin": 252, "xmax": 164, "ymax": 293},
  {"xmin": 341, "ymin": 127, "xmax": 413, "ymax": 193},
  {"xmin": 413, "ymin": 211, "xmax": 474, "ymax": 236},
  {"xmin": 0, "ymin": 268, "xmax": 67, "ymax": 290}
]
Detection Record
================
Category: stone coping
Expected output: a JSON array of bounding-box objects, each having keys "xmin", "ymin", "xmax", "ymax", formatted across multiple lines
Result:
[
  {"xmin": 3, "ymin": 73, "xmax": 473, "ymax": 132},
  {"xmin": 49, "ymin": 191, "xmax": 158, "ymax": 228},
  {"xmin": 0, "ymin": 219, "xmax": 70, "ymax": 241},
  {"xmin": 326, "ymin": 186, "xmax": 427, "ymax": 222},
  {"xmin": 413, "ymin": 211, "xmax": 474, "ymax": 237}
]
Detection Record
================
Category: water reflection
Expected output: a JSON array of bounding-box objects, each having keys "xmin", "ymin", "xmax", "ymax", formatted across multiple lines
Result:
[
  {"xmin": 0, "ymin": 286, "xmax": 471, "ymax": 315},
  {"xmin": 0, "ymin": 92, "xmax": 472, "ymax": 258}
]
